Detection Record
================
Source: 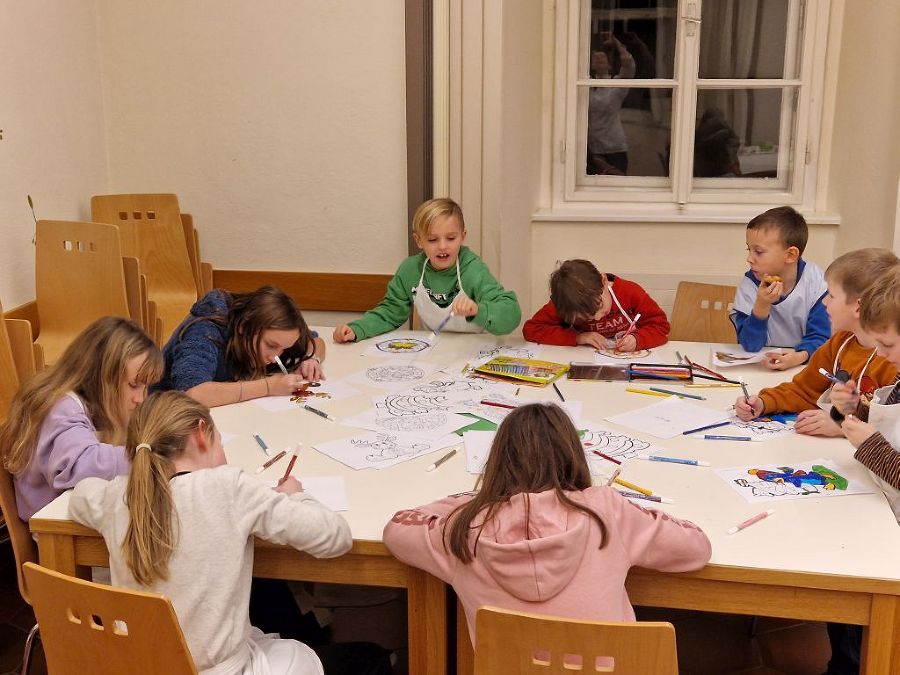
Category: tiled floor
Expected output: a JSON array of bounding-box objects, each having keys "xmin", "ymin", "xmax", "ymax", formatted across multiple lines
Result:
[{"xmin": 0, "ymin": 540, "xmax": 833, "ymax": 674}]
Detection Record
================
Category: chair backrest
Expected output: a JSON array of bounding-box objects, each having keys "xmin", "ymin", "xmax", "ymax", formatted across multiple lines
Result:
[
  {"xmin": 474, "ymin": 606, "xmax": 678, "ymax": 675},
  {"xmin": 35, "ymin": 220, "xmax": 132, "ymax": 365},
  {"xmin": 23, "ymin": 562, "xmax": 197, "ymax": 675},
  {"xmin": 669, "ymin": 281, "xmax": 738, "ymax": 343},
  {"xmin": 91, "ymin": 194, "xmax": 198, "ymax": 342},
  {"xmin": 0, "ymin": 464, "xmax": 38, "ymax": 605},
  {"xmin": 0, "ymin": 298, "xmax": 20, "ymax": 424}
]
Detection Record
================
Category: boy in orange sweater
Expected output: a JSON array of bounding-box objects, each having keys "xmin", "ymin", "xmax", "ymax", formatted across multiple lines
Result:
[{"xmin": 735, "ymin": 248, "xmax": 899, "ymax": 437}]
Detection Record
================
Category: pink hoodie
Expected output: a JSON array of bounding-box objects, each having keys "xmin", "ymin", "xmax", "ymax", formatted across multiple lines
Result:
[{"xmin": 383, "ymin": 486, "xmax": 711, "ymax": 644}]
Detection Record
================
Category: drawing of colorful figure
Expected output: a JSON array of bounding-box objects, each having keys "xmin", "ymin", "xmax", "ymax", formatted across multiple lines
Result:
[
  {"xmin": 746, "ymin": 465, "xmax": 848, "ymax": 491},
  {"xmin": 733, "ymin": 477, "xmax": 811, "ymax": 497},
  {"xmin": 376, "ymin": 338, "xmax": 430, "ymax": 354},
  {"xmin": 289, "ymin": 382, "xmax": 331, "ymax": 402}
]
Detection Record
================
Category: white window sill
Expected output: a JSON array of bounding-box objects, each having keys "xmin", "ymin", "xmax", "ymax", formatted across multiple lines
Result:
[{"xmin": 532, "ymin": 206, "xmax": 842, "ymax": 226}]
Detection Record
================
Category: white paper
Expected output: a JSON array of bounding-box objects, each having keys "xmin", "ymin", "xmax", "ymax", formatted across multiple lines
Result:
[
  {"xmin": 716, "ymin": 458, "xmax": 875, "ymax": 502},
  {"xmin": 470, "ymin": 342, "xmax": 542, "ymax": 367},
  {"xmin": 347, "ymin": 361, "xmax": 441, "ymax": 391},
  {"xmin": 463, "ymin": 430, "xmax": 495, "ymax": 474},
  {"xmin": 710, "ymin": 346, "xmax": 766, "ymax": 368},
  {"xmin": 340, "ymin": 408, "xmax": 472, "ymax": 441},
  {"xmin": 363, "ymin": 332, "xmax": 435, "ymax": 359},
  {"xmin": 714, "ymin": 414, "xmax": 795, "ymax": 442},
  {"xmin": 300, "ymin": 476, "xmax": 350, "ymax": 511},
  {"xmin": 250, "ymin": 380, "xmax": 362, "ymax": 412},
  {"xmin": 594, "ymin": 348, "xmax": 652, "ymax": 363},
  {"xmin": 606, "ymin": 397, "xmax": 729, "ymax": 439},
  {"xmin": 313, "ymin": 431, "xmax": 456, "ymax": 470},
  {"xmin": 580, "ymin": 423, "xmax": 668, "ymax": 475}
]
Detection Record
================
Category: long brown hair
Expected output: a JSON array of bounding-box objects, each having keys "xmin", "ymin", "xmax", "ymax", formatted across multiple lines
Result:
[
  {"xmin": 445, "ymin": 403, "xmax": 608, "ymax": 563},
  {"xmin": 0, "ymin": 317, "xmax": 162, "ymax": 474},
  {"xmin": 122, "ymin": 391, "xmax": 215, "ymax": 585},
  {"xmin": 180, "ymin": 286, "xmax": 313, "ymax": 380}
]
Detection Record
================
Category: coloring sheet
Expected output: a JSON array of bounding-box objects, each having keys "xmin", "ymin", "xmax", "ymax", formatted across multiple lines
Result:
[
  {"xmin": 470, "ymin": 342, "xmax": 541, "ymax": 367},
  {"xmin": 714, "ymin": 414, "xmax": 795, "ymax": 442},
  {"xmin": 347, "ymin": 361, "xmax": 441, "ymax": 391},
  {"xmin": 606, "ymin": 397, "xmax": 729, "ymax": 439},
  {"xmin": 710, "ymin": 346, "xmax": 766, "ymax": 368},
  {"xmin": 250, "ymin": 380, "xmax": 362, "ymax": 413},
  {"xmin": 716, "ymin": 458, "xmax": 875, "ymax": 502},
  {"xmin": 463, "ymin": 430, "xmax": 495, "ymax": 474},
  {"xmin": 313, "ymin": 431, "xmax": 458, "ymax": 470},
  {"xmin": 595, "ymin": 348, "xmax": 652, "ymax": 362},
  {"xmin": 363, "ymin": 332, "xmax": 435, "ymax": 359},
  {"xmin": 580, "ymin": 423, "xmax": 667, "ymax": 475},
  {"xmin": 341, "ymin": 407, "xmax": 472, "ymax": 441}
]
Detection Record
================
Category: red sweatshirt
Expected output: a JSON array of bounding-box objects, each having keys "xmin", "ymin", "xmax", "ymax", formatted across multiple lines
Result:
[{"xmin": 523, "ymin": 275, "xmax": 670, "ymax": 349}]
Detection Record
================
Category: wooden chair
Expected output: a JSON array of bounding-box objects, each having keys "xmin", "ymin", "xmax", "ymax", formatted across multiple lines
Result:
[
  {"xmin": 0, "ymin": 466, "xmax": 40, "ymax": 674},
  {"xmin": 474, "ymin": 606, "xmax": 678, "ymax": 674},
  {"xmin": 669, "ymin": 281, "xmax": 738, "ymax": 343},
  {"xmin": 0, "ymin": 298, "xmax": 22, "ymax": 423},
  {"xmin": 91, "ymin": 194, "xmax": 198, "ymax": 343},
  {"xmin": 23, "ymin": 562, "xmax": 197, "ymax": 675},
  {"xmin": 35, "ymin": 220, "xmax": 132, "ymax": 364}
]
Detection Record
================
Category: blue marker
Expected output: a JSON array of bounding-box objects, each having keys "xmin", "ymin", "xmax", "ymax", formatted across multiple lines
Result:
[
  {"xmin": 639, "ymin": 454, "xmax": 710, "ymax": 467},
  {"xmin": 252, "ymin": 432, "xmax": 271, "ymax": 455},
  {"xmin": 704, "ymin": 434, "xmax": 752, "ymax": 441},
  {"xmin": 682, "ymin": 421, "xmax": 730, "ymax": 435}
]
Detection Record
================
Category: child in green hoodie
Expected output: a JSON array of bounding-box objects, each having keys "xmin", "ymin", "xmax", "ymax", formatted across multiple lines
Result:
[{"xmin": 333, "ymin": 198, "xmax": 521, "ymax": 342}]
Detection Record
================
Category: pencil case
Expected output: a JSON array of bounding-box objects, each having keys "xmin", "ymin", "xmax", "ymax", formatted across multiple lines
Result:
[{"xmin": 567, "ymin": 362, "xmax": 693, "ymax": 383}]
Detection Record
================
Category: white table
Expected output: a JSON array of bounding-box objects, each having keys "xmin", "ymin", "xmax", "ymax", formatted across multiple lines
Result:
[{"xmin": 31, "ymin": 334, "xmax": 900, "ymax": 674}]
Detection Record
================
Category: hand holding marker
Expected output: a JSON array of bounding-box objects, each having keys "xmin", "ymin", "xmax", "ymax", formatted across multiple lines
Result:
[{"xmin": 819, "ymin": 368, "xmax": 858, "ymax": 395}]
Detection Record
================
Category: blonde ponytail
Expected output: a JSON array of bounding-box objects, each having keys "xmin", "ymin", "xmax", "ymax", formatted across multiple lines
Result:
[{"xmin": 122, "ymin": 391, "xmax": 214, "ymax": 585}]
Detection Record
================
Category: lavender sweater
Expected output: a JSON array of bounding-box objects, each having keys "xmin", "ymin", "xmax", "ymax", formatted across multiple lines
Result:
[{"xmin": 15, "ymin": 393, "xmax": 128, "ymax": 521}]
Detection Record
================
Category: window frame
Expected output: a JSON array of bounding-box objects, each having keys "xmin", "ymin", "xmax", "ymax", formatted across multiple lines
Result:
[{"xmin": 550, "ymin": 0, "xmax": 831, "ymax": 214}]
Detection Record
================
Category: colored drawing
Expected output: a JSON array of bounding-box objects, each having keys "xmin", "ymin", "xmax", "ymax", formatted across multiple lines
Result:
[
  {"xmin": 376, "ymin": 338, "xmax": 430, "ymax": 354},
  {"xmin": 595, "ymin": 348, "xmax": 651, "ymax": 360},
  {"xmin": 716, "ymin": 458, "xmax": 873, "ymax": 503}
]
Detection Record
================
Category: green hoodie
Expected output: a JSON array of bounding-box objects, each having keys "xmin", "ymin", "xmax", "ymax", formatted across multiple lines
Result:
[{"xmin": 349, "ymin": 246, "xmax": 521, "ymax": 340}]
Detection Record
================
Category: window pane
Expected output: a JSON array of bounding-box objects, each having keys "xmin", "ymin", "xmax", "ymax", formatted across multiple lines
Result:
[
  {"xmin": 693, "ymin": 89, "xmax": 792, "ymax": 181},
  {"xmin": 583, "ymin": 0, "xmax": 677, "ymax": 80},
  {"xmin": 580, "ymin": 87, "xmax": 672, "ymax": 180},
  {"xmin": 699, "ymin": 0, "xmax": 791, "ymax": 79}
]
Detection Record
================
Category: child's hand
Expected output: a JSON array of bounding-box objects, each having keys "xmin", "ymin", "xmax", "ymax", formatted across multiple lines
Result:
[
  {"xmin": 829, "ymin": 379, "xmax": 860, "ymax": 415},
  {"xmin": 794, "ymin": 409, "xmax": 843, "ymax": 437},
  {"xmin": 299, "ymin": 357, "xmax": 325, "ymax": 382},
  {"xmin": 755, "ymin": 278, "xmax": 783, "ymax": 305},
  {"xmin": 735, "ymin": 395, "xmax": 763, "ymax": 421},
  {"xmin": 575, "ymin": 332, "xmax": 606, "ymax": 349},
  {"xmin": 275, "ymin": 476, "xmax": 303, "ymax": 495},
  {"xmin": 451, "ymin": 296, "xmax": 478, "ymax": 317},
  {"xmin": 333, "ymin": 325, "xmax": 356, "ymax": 343},
  {"xmin": 614, "ymin": 334, "xmax": 637, "ymax": 352},
  {"xmin": 841, "ymin": 414, "xmax": 877, "ymax": 448},
  {"xmin": 763, "ymin": 349, "xmax": 805, "ymax": 371},
  {"xmin": 268, "ymin": 373, "xmax": 307, "ymax": 396}
]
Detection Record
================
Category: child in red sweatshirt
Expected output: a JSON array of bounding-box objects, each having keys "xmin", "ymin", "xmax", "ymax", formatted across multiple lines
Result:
[
  {"xmin": 382, "ymin": 403, "xmax": 710, "ymax": 646},
  {"xmin": 523, "ymin": 259, "xmax": 670, "ymax": 350}
]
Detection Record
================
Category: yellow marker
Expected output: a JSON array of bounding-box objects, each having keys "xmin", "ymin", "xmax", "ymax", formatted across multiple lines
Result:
[
  {"xmin": 625, "ymin": 387, "xmax": 669, "ymax": 397},
  {"xmin": 614, "ymin": 477, "xmax": 653, "ymax": 496}
]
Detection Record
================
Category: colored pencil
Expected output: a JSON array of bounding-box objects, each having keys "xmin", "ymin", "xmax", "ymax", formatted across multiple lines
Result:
[
  {"xmin": 593, "ymin": 450, "xmax": 622, "ymax": 465},
  {"xmin": 682, "ymin": 421, "xmax": 731, "ymax": 435},
  {"xmin": 685, "ymin": 383, "xmax": 741, "ymax": 388},
  {"xmin": 625, "ymin": 387, "xmax": 669, "ymax": 397},
  {"xmin": 255, "ymin": 449, "xmax": 287, "ymax": 474},
  {"xmin": 280, "ymin": 444, "xmax": 302, "ymax": 482},
  {"xmin": 481, "ymin": 399, "xmax": 517, "ymax": 410},
  {"xmin": 739, "ymin": 379, "xmax": 751, "ymax": 404},
  {"xmin": 704, "ymin": 434, "xmax": 752, "ymax": 441},
  {"xmin": 426, "ymin": 448, "xmax": 457, "ymax": 472},
  {"xmin": 613, "ymin": 477, "xmax": 653, "ymax": 496},
  {"xmin": 552, "ymin": 382, "xmax": 565, "ymax": 402},
  {"xmin": 615, "ymin": 313, "xmax": 641, "ymax": 351},
  {"xmin": 727, "ymin": 509, "xmax": 774, "ymax": 534},
  {"xmin": 648, "ymin": 387, "xmax": 705, "ymax": 400}
]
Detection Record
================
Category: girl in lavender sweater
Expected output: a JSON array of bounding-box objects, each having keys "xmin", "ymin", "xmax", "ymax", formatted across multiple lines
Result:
[
  {"xmin": 0, "ymin": 317, "xmax": 162, "ymax": 521},
  {"xmin": 384, "ymin": 403, "xmax": 712, "ymax": 646}
]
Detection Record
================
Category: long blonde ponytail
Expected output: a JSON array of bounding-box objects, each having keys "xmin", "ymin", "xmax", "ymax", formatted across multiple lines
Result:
[{"xmin": 122, "ymin": 391, "xmax": 214, "ymax": 585}]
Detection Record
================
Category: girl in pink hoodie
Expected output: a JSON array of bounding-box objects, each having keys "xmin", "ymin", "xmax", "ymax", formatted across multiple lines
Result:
[{"xmin": 383, "ymin": 403, "xmax": 712, "ymax": 645}]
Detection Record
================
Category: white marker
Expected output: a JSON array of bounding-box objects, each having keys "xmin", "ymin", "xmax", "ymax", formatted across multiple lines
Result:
[
  {"xmin": 425, "ymin": 448, "xmax": 457, "ymax": 472},
  {"xmin": 273, "ymin": 355, "xmax": 289, "ymax": 375}
]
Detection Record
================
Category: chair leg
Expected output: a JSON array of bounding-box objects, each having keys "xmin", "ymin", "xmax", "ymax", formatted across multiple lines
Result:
[{"xmin": 21, "ymin": 623, "xmax": 39, "ymax": 675}]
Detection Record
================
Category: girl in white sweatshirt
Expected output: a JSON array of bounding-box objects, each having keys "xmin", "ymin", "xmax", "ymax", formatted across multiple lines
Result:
[{"xmin": 69, "ymin": 391, "xmax": 352, "ymax": 675}]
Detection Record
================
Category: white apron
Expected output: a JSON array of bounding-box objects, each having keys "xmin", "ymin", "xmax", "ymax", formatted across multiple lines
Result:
[
  {"xmin": 413, "ymin": 257, "xmax": 483, "ymax": 334},
  {"xmin": 815, "ymin": 336, "xmax": 877, "ymax": 412},
  {"xmin": 863, "ymin": 384, "xmax": 900, "ymax": 522},
  {"xmin": 202, "ymin": 628, "xmax": 323, "ymax": 675}
]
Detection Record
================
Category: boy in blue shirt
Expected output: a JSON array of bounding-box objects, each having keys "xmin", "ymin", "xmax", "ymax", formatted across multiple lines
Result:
[{"xmin": 731, "ymin": 206, "xmax": 830, "ymax": 371}]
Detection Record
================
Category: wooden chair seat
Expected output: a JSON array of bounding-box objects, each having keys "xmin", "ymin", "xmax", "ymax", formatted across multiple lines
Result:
[
  {"xmin": 669, "ymin": 281, "xmax": 738, "ymax": 343},
  {"xmin": 91, "ymin": 194, "xmax": 198, "ymax": 343},
  {"xmin": 35, "ymin": 220, "xmax": 132, "ymax": 364},
  {"xmin": 474, "ymin": 606, "xmax": 678, "ymax": 674},
  {"xmin": 24, "ymin": 563, "xmax": 197, "ymax": 675}
]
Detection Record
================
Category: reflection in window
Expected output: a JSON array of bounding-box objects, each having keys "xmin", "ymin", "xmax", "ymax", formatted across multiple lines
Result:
[{"xmin": 699, "ymin": 0, "xmax": 793, "ymax": 79}]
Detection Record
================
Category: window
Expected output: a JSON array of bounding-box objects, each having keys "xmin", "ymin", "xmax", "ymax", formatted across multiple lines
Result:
[{"xmin": 553, "ymin": 0, "xmax": 828, "ymax": 211}]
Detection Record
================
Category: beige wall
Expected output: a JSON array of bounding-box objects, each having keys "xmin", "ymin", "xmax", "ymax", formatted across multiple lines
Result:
[
  {"xmin": 97, "ymin": 0, "xmax": 408, "ymax": 274},
  {"xmin": 0, "ymin": 1, "xmax": 109, "ymax": 307},
  {"xmin": 827, "ymin": 0, "xmax": 900, "ymax": 251}
]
